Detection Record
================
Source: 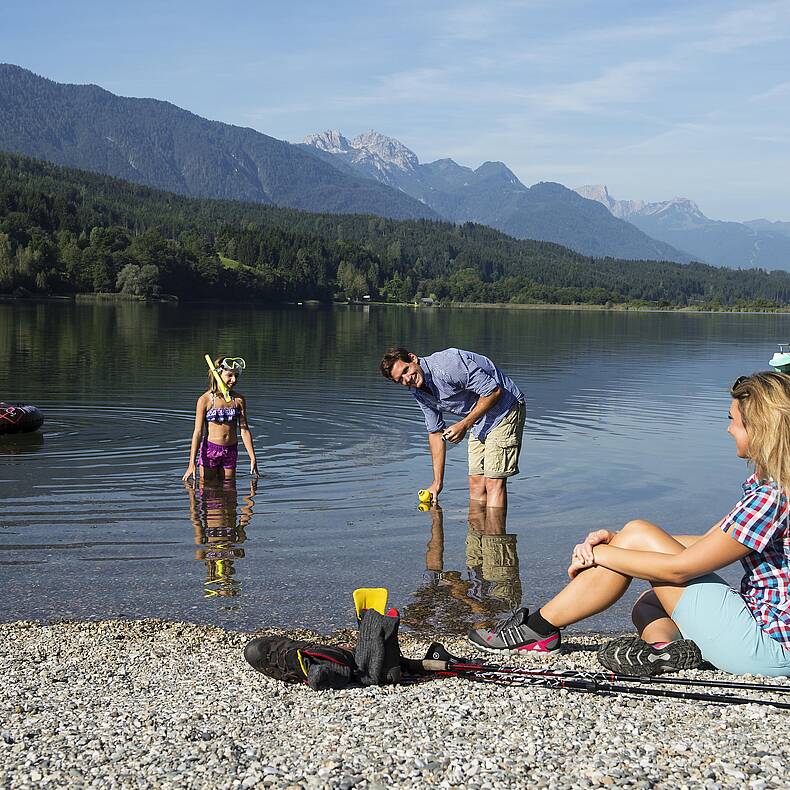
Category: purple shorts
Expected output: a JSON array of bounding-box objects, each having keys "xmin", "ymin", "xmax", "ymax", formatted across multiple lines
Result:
[{"xmin": 199, "ymin": 440, "xmax": 238, "ymax": 470}]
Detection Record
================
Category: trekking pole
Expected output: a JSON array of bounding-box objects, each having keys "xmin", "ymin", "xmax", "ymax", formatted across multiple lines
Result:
[
  {"xmin": 431, "ymin": 666, "xmax": 790, "ymax": 709},
  {"xmin": 418, "ymin": 644, "xmax": 790, "ymax": 703}
]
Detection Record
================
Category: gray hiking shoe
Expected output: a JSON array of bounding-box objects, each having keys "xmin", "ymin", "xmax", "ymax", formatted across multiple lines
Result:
[
  {"xmin": 597, "ymin": 636, "xmax": 703, "ymax": 676},
  {"xmin": 468, "ymin": 607, "xmax": 561, "ymax": 654}
]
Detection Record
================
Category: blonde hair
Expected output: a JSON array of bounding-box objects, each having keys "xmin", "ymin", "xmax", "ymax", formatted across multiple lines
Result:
[{"xmin": 731, "ymin": 371, "xmax": 790, "ymax": 493}]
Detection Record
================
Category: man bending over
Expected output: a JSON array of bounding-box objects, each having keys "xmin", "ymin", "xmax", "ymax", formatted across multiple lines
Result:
[{"xmin": 380, "ymin": 347, "xmax": 525, "ymax": 507}]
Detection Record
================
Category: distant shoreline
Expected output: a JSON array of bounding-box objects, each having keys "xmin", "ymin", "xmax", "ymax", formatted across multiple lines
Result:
[
  {"xmin": 352, "ymin": 300, "xmax": 790, "ymax": 315},
  {"xmin": 442, "ymin": 302, "xmax": 790, "ymax": 314},
  {"xmin": 2, "ymin": 294, "xmax": 790, "ymax": 314}
]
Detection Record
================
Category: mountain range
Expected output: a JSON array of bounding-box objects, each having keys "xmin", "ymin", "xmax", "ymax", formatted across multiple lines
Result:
[
  {"xmin": 0, "ymin": 64, "xmax": 786, "ymax": 270},
  {"xmin": 0, "ymin": 64, "xmax": 436, "ymax": 221},
  {"xmin": 301, "ymin": 130, "xmax": 691, "ymax": 263},
  {"xmin": 576, "ymin": 185, "xmax": 790, "ymax": 272},
  {"xmin": 0, "ymin": 65, "xmax": 692, "ymax": 264}
]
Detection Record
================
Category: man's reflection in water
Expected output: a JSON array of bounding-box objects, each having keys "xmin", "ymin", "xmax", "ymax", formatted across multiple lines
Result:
[
  {"xmin": 186, "ymin": 479, "xmax": 256, "ymax": 599},
  {"xmin": 402, "ymin": 499, "xmax": 522, "ymax": 633},
  {"xmin": 466, "ymin": 499, "xmax": 523, "ymax": 623}
]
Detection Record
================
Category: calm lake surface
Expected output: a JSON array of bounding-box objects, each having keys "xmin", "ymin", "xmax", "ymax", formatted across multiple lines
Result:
[{"xmin": 1, "ymin": 302, "xmax": 788, "ymax": 635}]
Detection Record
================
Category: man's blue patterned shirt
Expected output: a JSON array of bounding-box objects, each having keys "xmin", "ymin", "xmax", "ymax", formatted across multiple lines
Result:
[{"xmin": 411, "ymin": 348, "xmax": 524, "ymax": 440}]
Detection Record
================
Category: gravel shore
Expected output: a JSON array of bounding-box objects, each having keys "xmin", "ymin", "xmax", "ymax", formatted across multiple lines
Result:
[{"xmin": 3, "ymin": 619, "xmax": 789, "ymax": 789}]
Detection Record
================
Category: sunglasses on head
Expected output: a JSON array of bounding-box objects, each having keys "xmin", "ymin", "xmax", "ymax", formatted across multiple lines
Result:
[
  {"xmin": 732, "ymin": 375, "xmax": 750, "ymax": 391},
  {"xmin": 219, "ymin": 357, "xmax": 246, "ymax": 371}
]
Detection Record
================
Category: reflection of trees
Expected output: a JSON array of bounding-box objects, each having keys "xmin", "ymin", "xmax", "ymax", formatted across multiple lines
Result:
[
  {"xmin": 3, "ymin": 299, "xmax": 776, "ymax": 394},
  {"xmin": 401, "ymin": 501, "xmax": 523, "ymax": 634},
  {"xmin": 187, "ymin": 479, "xmax": 256, "ymax": 599}
]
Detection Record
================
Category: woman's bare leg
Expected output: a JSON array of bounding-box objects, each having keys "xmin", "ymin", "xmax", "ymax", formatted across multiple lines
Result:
[
  {"xmin": 540, "ymin": 520, "xmax": 687, "ymax": 628},
  {"xmin": 632, "ymin": 590, "xmax": 683, "ymax": 642}
]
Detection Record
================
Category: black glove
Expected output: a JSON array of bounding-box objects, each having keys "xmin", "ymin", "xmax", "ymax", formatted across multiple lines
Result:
[{"xmin": 355, "ymin": 608, "xmax": 402, "ymax": 686}]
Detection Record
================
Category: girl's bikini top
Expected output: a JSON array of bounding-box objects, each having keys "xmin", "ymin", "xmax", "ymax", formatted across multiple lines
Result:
[{"xmin": 206, "ymin": 394, "xmax": 240, "ymax": 425}]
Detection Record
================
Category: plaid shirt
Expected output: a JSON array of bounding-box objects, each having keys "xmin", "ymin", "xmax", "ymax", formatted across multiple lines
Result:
[{"xmin": 720, "ymin": 474, "xmax": 790, "ymax": 647}]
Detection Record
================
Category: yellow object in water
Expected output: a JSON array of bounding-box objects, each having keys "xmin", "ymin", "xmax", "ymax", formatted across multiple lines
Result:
[
  {"xmin": 353, "ymin": 587, "xmax": 389, "ymax": 620},
  {"xmin": 205, "ymin": 353, "xmax": 232, "ymax": 402},
  {"xmin": 417, "ymin": 489, "xmax": 433, "ymax": 504}
]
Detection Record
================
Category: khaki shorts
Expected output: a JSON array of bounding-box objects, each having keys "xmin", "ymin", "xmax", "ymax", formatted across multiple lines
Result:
[
  {"xmin": 465, "ymin": 527, "xmax": 523, "ymax": 608},
  {"xmin": 467, "ymin": 401, "xmax": 525, "ymax": 479}
]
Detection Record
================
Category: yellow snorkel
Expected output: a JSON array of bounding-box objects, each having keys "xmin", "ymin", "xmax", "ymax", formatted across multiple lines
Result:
[{"xmin": 205, "ymin": 354, "xmax": 232, "ymax": 402}]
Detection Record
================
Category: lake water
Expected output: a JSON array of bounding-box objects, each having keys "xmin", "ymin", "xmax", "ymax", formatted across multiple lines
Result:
[{"xmin": 1, "ymin": 301, "xmax": 788, "ymax": 636}]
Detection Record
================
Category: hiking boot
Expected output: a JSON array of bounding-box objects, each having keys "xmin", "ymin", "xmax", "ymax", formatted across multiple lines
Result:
[
  {"xmin": 244, "ymin": 635, "xmax": 356, "ymax": 688},
  {"xmin": 467, "ymin": 607, "xmax": 561, "ymax": 654},
  {"xmin": 597, "ymin": 636, "xmax": 703, "ymax": 676}
]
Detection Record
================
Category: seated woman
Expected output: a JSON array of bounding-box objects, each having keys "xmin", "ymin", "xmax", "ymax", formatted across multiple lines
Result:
[{"xmin": 468, "ymin": 372, "xmax": 790, "ymax": 677}]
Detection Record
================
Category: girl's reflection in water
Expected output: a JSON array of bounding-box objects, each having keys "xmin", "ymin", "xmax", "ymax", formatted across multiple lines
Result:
[
  {"xmin": 402, "ymin": 499, "xmax": 523, "ymax": 633},
  {"xmin": 186, "ymin": 479, "xmax": 257, "ymax": 601}
]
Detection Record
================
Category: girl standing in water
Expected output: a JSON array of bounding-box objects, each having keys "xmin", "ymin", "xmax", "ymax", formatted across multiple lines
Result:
[
  {"xmin": 469, "ymin": 372, "xmax": 790, "ymax": 677},
  {"xmin": 183, "ymin": 356, "xmax": 259, "ymax": 483}
]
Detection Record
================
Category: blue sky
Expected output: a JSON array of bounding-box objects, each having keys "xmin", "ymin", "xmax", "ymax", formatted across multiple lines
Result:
[{"xmin": 2, "ymin": 0, "xmax": 789, "ymax": 220}]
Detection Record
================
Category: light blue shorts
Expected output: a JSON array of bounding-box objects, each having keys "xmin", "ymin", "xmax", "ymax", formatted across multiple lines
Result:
[{"xmin": 673, "ymin": 574, "xmax": 790, "ymax": 677}]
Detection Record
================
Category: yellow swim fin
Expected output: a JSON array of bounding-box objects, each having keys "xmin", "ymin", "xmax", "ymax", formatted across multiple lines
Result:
[{"xmin": 353, "ymin": 587, "xmax": 389, "ymax": 620}]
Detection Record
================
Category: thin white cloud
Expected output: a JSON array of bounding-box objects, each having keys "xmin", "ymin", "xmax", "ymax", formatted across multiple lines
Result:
[
  {"xmin": 703, "ymin": 0, "xmax": 790, "ymax": 52},
  {"xmin": 436, "ymin": 0, "xmax": 547, "ymax": 42},
  {"xmin": 750, "ymin": 80, "xmax": 790, "ymax": 102},
  {"xmin": 525, "ymin": 59, "xmax": 681, "ymax": 115},
  {"xmin": 441, "ymin": 4, "xmax": 506, "ymax": 41},
  {"xmin": 622, "ymin": 122, "xmax": 711, "ymax": 153}
]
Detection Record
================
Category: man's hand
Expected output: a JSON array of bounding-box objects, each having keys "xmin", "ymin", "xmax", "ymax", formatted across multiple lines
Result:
[
  {"xmin": 443, "ymin": 423, "xmax": 467, "ymax": 444},
  {"xmin": 425, "ymin": 482, "xmax": 443, "ymax": 501}
]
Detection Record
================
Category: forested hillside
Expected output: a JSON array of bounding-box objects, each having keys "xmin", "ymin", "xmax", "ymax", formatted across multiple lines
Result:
[
  {"xmin": 0, "ymin": 64, "xmax": 436, "ymax": 222},
  {"xmin": 2, "ymin": 151, "xmax": 790, "ymax": 308}
]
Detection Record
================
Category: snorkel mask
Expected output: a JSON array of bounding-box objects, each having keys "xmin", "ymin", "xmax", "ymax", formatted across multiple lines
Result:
[{"xmin": 219, "ymin": 357, "xmax": 246, "ymax": 372}]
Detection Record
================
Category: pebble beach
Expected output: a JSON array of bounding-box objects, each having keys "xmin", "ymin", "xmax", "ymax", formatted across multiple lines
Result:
[{"xmin": 3, "ymin": 619, "xmax": 789, "ymax": 789}]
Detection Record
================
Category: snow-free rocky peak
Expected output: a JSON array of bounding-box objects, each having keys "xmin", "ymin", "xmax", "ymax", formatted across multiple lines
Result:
[
  {"xmin": 351, "ymin": 131, "xmax": 419, "ymax": 172},
  {"xmin": 304, "ymin": 129, "xmax": 419, "ymax": 173},
  {"xmin": 575, "ymin": 184, "xmax": 646, "ymax": 219},
  {"xmin": 640, "ymin": 196, "xmax": 706, "ymax": 222},
  {"xmin": 302, "ymin": 130, "xmax": 353, "ymax": 155}
]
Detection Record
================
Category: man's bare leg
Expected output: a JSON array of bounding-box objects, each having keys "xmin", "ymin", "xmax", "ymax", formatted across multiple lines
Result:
[
  {"xmin": 469, "ymin": 474, "xmax": 486, "ymax": 503},
  {"xmin": 484, "ymin": 477, "xmax": 507, "ymax": 509}
]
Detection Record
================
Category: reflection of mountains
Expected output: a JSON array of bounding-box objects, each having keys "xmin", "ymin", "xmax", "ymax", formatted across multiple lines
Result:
[
  {"xmin": 187, "ymin": 479, "xmax": 257, "ymax": 600},
  {"xmin": 401, "ymin": 501, "xmax": 522, "ymax": 634}
]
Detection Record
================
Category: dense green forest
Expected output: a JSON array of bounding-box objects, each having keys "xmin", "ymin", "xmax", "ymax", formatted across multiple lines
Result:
[{"xmin": 1, "ymin": 150, "xmax": 790, "ymax": 308}]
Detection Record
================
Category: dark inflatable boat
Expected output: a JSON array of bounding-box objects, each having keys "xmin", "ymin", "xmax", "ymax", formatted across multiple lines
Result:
[{"xmin": 0, "ymin": 403, "xmax": 44, "ymax": 435}]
